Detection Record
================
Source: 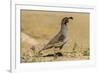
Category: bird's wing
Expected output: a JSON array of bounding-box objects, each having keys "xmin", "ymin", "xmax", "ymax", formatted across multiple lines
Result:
[
  {"xmin": 41, "ymin": 30, "xmax": 67, "ymax": 51},
  {"xmin": 48, "ymin": 32, "xmax": 66, "ymax": 44},
  {"xmin": 47, "ymin": 32, "xmax": 62, "ymax": 45},
  {"xmin": 41, "ymin": 32, "xmax": 61, "ymax": 50},
  {"xmin": 44, "ymin": 32, "xmax": 66, "ymax": 49}
]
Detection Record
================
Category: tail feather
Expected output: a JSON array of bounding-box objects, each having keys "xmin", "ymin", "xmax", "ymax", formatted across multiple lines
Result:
[{"xmin": 38, "ymin": 45, "xmax": 53, "ymax": 54}]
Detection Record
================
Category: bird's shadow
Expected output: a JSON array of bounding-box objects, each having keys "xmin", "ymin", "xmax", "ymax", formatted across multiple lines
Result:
[{"xmin": 42, "ymin": 52, "xmax": 63, "ymax": 57}]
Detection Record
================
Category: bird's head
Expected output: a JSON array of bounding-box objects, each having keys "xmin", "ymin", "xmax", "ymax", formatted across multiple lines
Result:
[{"xmin": 61, "ymin": 17, "xmax": 73, "ymax": 25}]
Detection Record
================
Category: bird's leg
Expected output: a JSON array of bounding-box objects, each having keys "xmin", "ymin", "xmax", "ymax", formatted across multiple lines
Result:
[
  {"xmin": 59, "ymin": 45, "xmax": 63, "ymax": 50},
  {"xmin": 54, "ymin": 48, "xmax": 58, "ymax": 60},
  {"xmin": 59, "ymin": 41, "xmax": 67, "ymax": 50}
]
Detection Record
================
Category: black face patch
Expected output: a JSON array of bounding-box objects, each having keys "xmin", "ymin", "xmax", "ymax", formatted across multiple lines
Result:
[
  {"xmin": 64, "ymin": 20, "xmax": 68, "ymax": 24},
  {"xmin": 62, "ymin": 17, "xmax": 68, "ymax": 24}
]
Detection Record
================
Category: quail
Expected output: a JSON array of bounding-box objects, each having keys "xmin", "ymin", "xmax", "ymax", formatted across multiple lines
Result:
[{"xmin": 39, "ymin": 17, "xmax": 73, "ymax": 57}]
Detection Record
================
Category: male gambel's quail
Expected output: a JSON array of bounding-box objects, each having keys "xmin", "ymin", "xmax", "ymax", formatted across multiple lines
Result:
[{"xmin": 39, "ymin": 17, "xmax": 73, "ymax": 56}]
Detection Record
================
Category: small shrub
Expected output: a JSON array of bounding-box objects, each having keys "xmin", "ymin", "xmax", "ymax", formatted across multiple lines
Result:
[{"xmin": 83, "ymin": 48, "xmax": 90, "ymax": 56}]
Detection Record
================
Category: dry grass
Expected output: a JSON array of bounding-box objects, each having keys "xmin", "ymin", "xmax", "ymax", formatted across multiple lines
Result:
[{"xmin": 21, "ymin": 32, "xmax": 89, "ymax": 63}]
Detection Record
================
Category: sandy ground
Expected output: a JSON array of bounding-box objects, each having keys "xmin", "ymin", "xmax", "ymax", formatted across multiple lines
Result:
[{"xmin": 21, "ymin": 32, "xmax": 89, "ymax": 63}]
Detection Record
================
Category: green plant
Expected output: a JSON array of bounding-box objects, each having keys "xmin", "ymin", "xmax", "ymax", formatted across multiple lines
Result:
[{"xmin": 83, "ymin": 48, "xmax": 90, "ymax": 56}]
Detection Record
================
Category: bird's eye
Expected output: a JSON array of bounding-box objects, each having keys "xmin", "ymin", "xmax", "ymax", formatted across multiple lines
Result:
[{"xmin": 64, "ymin": 21, "xmax": 67, "ymax": 24}]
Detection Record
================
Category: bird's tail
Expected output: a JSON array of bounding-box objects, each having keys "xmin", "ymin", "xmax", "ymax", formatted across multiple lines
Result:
[
  {"xmin": 38, "ymin": 45, "xmax": 52, "ymax": 55},
  {"xmin": 38, "ymin": 49, "xmax": 43, "ymax": 54},
  {"xmin": 38, "ymin": 47, "xmax": 47, "ymax": 55},
  {"xmin": 38, "ymin": 47, "xmax": 47, "ymax": 56}
]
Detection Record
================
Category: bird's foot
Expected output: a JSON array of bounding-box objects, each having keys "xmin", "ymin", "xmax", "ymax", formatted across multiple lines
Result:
[{"xmin": 54, "ymin": 53, "xmax": 58, "ymax": 60}]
